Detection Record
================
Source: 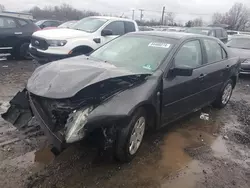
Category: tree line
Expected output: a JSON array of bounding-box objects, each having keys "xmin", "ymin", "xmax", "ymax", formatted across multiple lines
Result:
[{"xmin": 0, "ymin": 2, "xmax": 249, "ymax": 30}]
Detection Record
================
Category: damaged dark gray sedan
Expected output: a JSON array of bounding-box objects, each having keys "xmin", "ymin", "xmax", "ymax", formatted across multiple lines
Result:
[{"xmin": 2, "ymin": 32, "xmax": 240, "ymax": 162}]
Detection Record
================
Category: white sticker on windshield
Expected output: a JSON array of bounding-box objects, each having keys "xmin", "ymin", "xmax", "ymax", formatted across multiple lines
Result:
[
  {"xmin": 148, "ymin": 42, "xmax": 171, "ymax": 48},
  {"xmin": 143, "ymin": 64, "xmax": 152, "ymax": 70}
]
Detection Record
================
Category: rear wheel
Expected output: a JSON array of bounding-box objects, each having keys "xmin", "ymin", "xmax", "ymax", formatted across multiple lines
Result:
[
  {"xmin": 115, "ymin": 108, "xmax": 146, "ymax": 162},
  {"xmin": 213, "ymin": 79, "xmax": 233, "ymax": 108}
]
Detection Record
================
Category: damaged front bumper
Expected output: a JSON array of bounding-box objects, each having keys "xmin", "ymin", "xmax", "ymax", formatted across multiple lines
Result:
[{"xmin": 1, "ymin": 90, "xmax": 93, "ymax": 152}]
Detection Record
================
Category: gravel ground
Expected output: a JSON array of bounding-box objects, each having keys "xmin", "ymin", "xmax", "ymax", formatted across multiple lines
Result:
[{"xmin": 0, "ymin": 60, "xmax": 250, "ymax": 188}]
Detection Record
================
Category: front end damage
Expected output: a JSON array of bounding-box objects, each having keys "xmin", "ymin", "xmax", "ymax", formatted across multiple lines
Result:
[{"xmin": 1, "ymin": 74, "xmax": 149, "ymax": 153}]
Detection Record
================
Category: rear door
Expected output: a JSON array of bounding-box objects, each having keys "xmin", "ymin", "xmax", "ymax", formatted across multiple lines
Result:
[
  {"xmin": 0, "ymin": 16, "xmax": 21, "ymax": 54},
  {"xmin": 100, "ymin": 21, "xmax": 125, "ymax": 45},
  {"xmin": 198, "ymin": 38, "xmax": 231, "ymax": 103},
  {"xmin": 162, "ymin": 39, "xmax": 206, "ymax": 125}
]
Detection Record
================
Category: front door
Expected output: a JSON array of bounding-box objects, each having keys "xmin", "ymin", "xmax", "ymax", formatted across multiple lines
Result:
[
  {"xmin": 161, "ymin": 39, "xmax": 206, "ymax": 125},
  {"xmin": 100, "ymin": 21, "xmax": 125, "ymax": 46}
]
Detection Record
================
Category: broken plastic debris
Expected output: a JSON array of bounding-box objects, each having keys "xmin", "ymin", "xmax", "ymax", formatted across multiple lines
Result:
[
  {"xmin": 2, "ymin": 65, "xmax": 8, "ymax": 68},
  {"xmin": 223, "ymin": 135, "xmax": 229, "ymax": 140},
  {"xmin": 200, "ymin": 113, "xmax": 209, "ymax": 121}
]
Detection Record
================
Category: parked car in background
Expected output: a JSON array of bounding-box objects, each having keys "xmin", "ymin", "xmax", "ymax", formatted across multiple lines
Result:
[
  {"xmin": 0, "ymin": 15, "xmax": 40, "ymax": 59},
  {"xmin": 29, "ymin": 16, "xmax": 139, "ymax": 64},
  {"xmin": 139, "ymin": 26, "xmax": 155, "ymax": 31},
  {"xmin": 227, "ymin": 35, "xmax": 250, "ymax": 74},
  {"xmin": 186, "ymin": 27, "xmax": 228, "ymax": 43},
  {"xmin": 227, "ymin": 30, "xmax": 240, "ymax": 40},
  {"xmin": 58, "ymin": 20, "xmax": 77, "ymax": 28},
  {"xmin": 167, "ymin": 27, "xmax": 186, "ymax": 32},
  {"xmin": 2, "ymin": 32, "xmax": 240, "ymax": 162},
  {"xmin": 35, "ymin": 20, "xmax": 62, "ymax": 29}
]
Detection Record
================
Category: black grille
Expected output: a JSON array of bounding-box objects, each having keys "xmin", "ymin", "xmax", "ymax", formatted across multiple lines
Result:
[{"xmin": 31, "ymin": 37, "xmax": 48, "ymax": 50}]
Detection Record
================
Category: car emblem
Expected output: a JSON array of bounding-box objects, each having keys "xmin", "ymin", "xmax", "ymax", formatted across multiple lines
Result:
[{"xmin": 35, "ymin": 40, "xmax": 39, "ymax": 45}]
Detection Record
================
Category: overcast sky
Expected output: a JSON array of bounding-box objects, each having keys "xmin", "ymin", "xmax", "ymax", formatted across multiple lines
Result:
[{"xmin": 1, "ymin": 0, "xmax": 250, "ymax": 23}]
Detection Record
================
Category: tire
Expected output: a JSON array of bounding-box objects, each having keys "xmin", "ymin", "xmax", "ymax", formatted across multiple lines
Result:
[
  {"xmin": 213, "ymin": 79, "xmax": 233, "ymax": 109},
  {"xmin": 19, "ymin": 43, "xmax": 32, "ymax": 60},
  {"xmin": 115, "ymin": 108, "xmax": 146, "ymax": 162},
  {"xmin": 12, "ymin": 42, "xmax": 31, "ymax": 60}
]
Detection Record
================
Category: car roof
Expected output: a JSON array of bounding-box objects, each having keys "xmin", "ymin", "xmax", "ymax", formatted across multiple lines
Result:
[
  {"xmin": 89, "ymin": 16, "xmax": 135, "ymax": 22},
  {"xmin": 130, "ymin": 31, "xmax": 215, "ymax": 40}
]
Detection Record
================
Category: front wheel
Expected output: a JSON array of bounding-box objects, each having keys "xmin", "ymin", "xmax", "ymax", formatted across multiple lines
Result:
[
  {"xmin": 115, "ymin": 108, "xmax": 146, "ymax": 162},
  {"xmin": 213, "ymin": 79, "xmax": 233, "ymax": 108}
]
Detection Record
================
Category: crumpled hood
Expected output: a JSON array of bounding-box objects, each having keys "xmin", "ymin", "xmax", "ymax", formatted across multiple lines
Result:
[
  {"xmin": 27, "ymin": 56, "xmax": 151, "ymax": 99},
  {"xmin": 32, "ymin": 28, "xmax": 91, "ymax": 40},
  {"xmin": 229, "ymin": 47, "xmax": 250, "ymax": 60}
]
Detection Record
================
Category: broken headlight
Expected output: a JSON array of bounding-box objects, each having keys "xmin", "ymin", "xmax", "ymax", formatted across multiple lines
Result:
[{"xmin": 65, "ymin": 106, "xmax": 93, "ymax": 143}]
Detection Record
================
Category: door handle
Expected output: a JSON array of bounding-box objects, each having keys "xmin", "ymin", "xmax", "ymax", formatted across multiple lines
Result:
[
  {"xmin": 14, "ymin": 32, "xmax": 22, "ymax": 35},
  {"xmin": 199, "ymin": 73, "xmax": 206, "ymax": 79}
]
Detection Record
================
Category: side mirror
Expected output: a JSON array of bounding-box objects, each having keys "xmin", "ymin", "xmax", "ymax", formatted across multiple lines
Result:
[
  {"xmin": 101, "ymin": 29, "xmax": 113, "ymax": 36},
  {"xmin": 170, "ymin": 67, "xmax": 193, "ymax": 77}
]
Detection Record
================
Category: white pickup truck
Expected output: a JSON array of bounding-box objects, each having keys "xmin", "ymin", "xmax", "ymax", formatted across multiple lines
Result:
[{"xmin": 29, "ymin": 16, "xmax": 139, "ymax": 64}]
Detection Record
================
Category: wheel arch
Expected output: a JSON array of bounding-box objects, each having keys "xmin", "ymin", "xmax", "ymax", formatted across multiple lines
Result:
[{"xmin": 70, "ymin": 45, "xmax": 94, "ymax": 55}]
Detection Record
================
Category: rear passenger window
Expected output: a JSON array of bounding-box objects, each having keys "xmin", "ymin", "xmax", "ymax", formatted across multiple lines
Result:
[
  {"xmin": 124, "ymin": 21, "xmax": 135, "ymax": 33},
  {"xmin": 0, "ymin": 16, "xmax": 16, "ymax": 28},
  {"xmin": 215, "ymin": 29, "xmax": 222, "ymax": 38},
  {"xmin": 175, "ymin": 40, "xmax": 202, "ymax": 68},
  {"xmin": 203, "ymin": 39, "xmax": 224, "ymax": 63},
  {"xmin": 17, "ymin": 19, "xmax": 28, "ymax": 26},
  {"xmin": 104, "ymin": 21, "xmax": 125, "ymax": 35}
]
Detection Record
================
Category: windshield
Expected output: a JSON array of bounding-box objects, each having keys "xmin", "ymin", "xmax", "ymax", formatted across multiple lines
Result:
[
  {"xmin": 90, "ymin": 35, "xmax": 175, "ymax": 72},
  {"xmin": 227, "ymin": 38, "xmax": 250, "ymax": 49},
  {"xmin": 58, "ymin": 21, "xmax": 77, "ymax": 28},
  {"xmin": 186, "ymin": 28, "xmax": 210, "ymax": 35},
  {"xmin": 71, "ymin": 17, "xmax": 107, "ymax": 33}
]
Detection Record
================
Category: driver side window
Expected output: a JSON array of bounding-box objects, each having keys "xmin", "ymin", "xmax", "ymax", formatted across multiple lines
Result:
[
  {"xmin": 103, "ymin": 21, "xmax": 125, "ymax": 35},
  {"xmin": 174, "ymin": 40, "xmax": 202, "ymax": 69}
]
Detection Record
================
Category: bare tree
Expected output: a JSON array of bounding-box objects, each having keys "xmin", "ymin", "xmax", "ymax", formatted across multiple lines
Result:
[
  {"xmin": 29, "ymin": 4, "xmax": 100, "ymax": 21},
  {"xmin": 0, "ymin": 4, "xmax": 5, "ymax": 11},
  {"xmin": 192, "ymin": 18, "xmax": 203, "ymax": 26},
  {"xmin": 164, "ymin": 12, "xmax": 175, "ymax": 25},
  {"xmin": 212, "ymin": 3, "xmax": 250, "ymax": 30},
  {"xmin": 227, "ymin": 3, "xmax": 249, "ymax": 30}
]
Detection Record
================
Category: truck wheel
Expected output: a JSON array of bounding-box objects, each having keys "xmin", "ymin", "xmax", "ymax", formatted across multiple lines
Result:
[
  {"xmin": 213, "ymin": 79, "xmax": 233, "ymax": 109},
  {"xmin": 115, "ymin": 108, "xmax": 146, "ymax": 162}
]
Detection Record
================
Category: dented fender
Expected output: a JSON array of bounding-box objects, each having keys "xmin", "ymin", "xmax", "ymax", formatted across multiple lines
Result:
[{"xmin": 86, "ymin": 73, "xmax": 163, "ymax": 131}]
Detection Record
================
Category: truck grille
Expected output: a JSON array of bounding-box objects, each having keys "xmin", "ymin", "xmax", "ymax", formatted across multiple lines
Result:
[{"xmin": 31, "ymin": 37, "xmax": 48, "ymax": 50}]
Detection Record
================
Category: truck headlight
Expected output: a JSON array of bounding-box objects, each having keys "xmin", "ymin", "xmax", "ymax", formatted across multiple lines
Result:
[
  {"xmin": 47, "ymin": 40, "xmax": 67, "ymax": 47},
  {"xmin": 242, "ymin": 59, "xmax": 250, "ymax": 64},
  {"xmin": 65, "ymin": 106, "xmax": 93, "ymax": 143}
]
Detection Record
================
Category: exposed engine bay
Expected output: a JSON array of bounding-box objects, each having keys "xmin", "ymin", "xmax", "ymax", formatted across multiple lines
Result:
[{"xmin": 2, "ymin": 74, "xmax": 149, "ymax": 152}]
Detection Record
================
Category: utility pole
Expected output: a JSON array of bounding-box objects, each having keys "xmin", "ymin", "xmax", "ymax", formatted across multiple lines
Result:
[
  {"xmin": 139, "ymin": 9, "xmax": 144, "ymax": 22},
  {"xmin": 161, "ymin": 6, "xmax": 165, "ymax": 25},
  {"xmin": 132, "ymin": 9, "xmax": 135, "ymax": 20}
]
